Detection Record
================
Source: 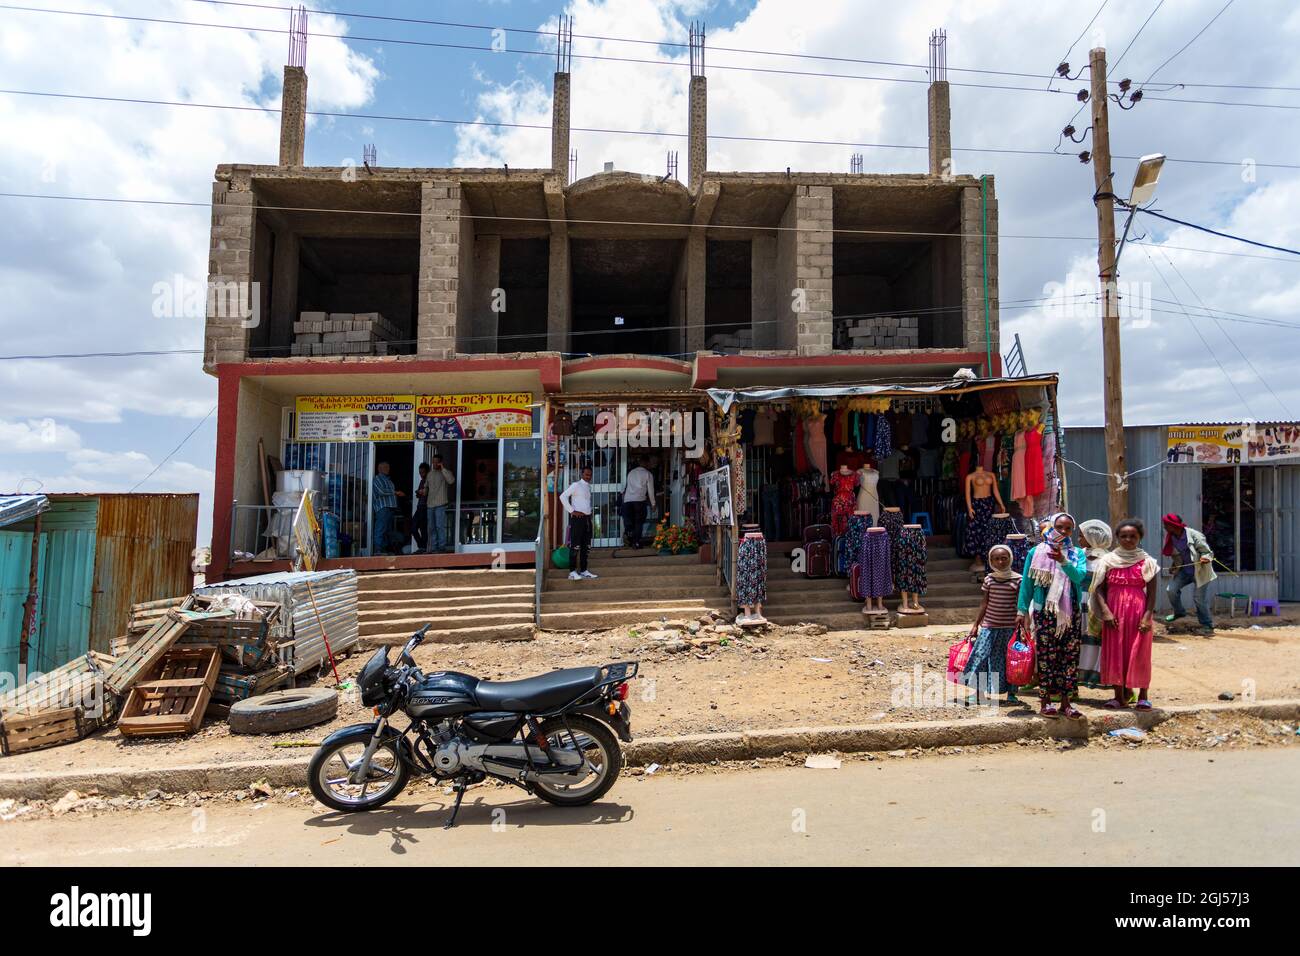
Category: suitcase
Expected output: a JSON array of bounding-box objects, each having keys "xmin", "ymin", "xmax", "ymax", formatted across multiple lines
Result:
[
  {"xmin": 848, "ymin": 562, "xmax": 865, "ymax": 601},
  {"xmin": 803, "ymin": 523, "xmax": 832, "ymax": 545},
  {"xmin": 805, "ymin": 539, "xmax": 832, "ymax": 578}
]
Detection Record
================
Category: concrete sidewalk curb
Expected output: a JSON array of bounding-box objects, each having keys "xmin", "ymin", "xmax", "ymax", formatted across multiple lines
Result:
[{"xmin": 2, "ymin": 700, "xmax": 1296, "ymax": 801}]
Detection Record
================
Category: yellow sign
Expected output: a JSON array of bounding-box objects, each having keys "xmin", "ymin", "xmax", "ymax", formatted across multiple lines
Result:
[
  {"xmin": 415, "ymin": 392, "xmax": 533, "ymax": 440},
  {"xmin": 295, "ymin": 395, "xmax": 415, "ymax": 442},
  {"xmin": 1166, "ymin": 425, "xmax": 1245, "ymax": 465}
]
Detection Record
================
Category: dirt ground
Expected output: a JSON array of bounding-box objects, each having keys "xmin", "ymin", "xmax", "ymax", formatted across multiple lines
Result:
[{"xmin": 3, "ymin": 610, "xmax": 1298, "ymax": 779}]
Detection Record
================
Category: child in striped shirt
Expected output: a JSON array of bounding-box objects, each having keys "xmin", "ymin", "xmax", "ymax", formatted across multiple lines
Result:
[{"xmin": 961, "ymin": 545, "xmax": 1023, "ymax": 705}]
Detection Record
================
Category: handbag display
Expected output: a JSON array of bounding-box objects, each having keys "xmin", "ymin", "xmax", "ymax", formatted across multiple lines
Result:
[{"xmin": 552, "ymin": 409, "xmax": 573, "ymax": 437}]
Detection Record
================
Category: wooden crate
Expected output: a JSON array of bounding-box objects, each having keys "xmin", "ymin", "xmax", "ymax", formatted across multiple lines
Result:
[
  {"xmin": 117, "ymin": 646, "xmax": 221, "ymax": 737},
  {"xmin": 0, "ymin": 707, "xmax": 82, "ymax": 756},
  {"xmin": 180, "ymin": 601, "xmax": 282, "ymax": 670},
  {"xmin": 106, "ymin": 599, "xmax": 197, "ymax": 696},
  {"xmin": 209, "ymin": 664, "xmax": 294, "ymax": 711}
]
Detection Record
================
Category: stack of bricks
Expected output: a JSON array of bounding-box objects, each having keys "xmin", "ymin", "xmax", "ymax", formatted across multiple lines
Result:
[
  {"xmin": 705, "ymin": 327, "xmax": 753, "ymax": 352},
  {"xmin": 292, "ymin": 312, "xmax": 399, "ymax": 356},
  {"xmin": 834, "ymin": 315, "xmax": 919, "ymax": 350}
]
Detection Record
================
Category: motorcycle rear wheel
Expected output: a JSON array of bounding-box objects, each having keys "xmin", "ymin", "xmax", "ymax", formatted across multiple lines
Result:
[
  {"xmin": 530, "ymin": 714, "xmax": 622, "ymax": 807},
  {"xmin": 309, "ymin": 737, "xmax": 410, "ymax": 812}
]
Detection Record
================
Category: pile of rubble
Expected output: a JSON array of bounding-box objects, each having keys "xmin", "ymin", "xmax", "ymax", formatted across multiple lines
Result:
[{"xmin": 631, "ymin": 612, "xmax": 827, "ymax": 659}]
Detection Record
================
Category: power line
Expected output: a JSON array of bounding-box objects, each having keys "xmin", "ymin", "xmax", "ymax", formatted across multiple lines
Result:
[
  {"xmin": 129, "ymin": 404, "xmax": 217, "ymax": 492},
  {"xmin": 1141, "ymin": 244, "xmax": 1255, "ymax": 416},
  {"xmin": 1140, "ymin": 0, "xmax": 1235, "ymax": 86},
  {"xmin": 7, "ymin": 189, "xmax": 1299, "ymax": 264},
  {"xmin": 1133, "ymin": 207, "xmax": 1300, "ymax": 257},
  {"xmin": 186, "ymin": 0, "xmax": 1300, "ymax": 94},
  {"xmin": 1049, "ymin": 0, "xmax": 1111, "ymax": 89},
  {"xmin": 8, "ymin": 87, "xmax": 1300, "ymax": 172},
  {"xmin": 1154, "ymin": 247, "xmax": 1292, "ymax": 416},
  {"xmin": 1064, "ymin": 0, "xmax": 1166, "ymax": 130}
]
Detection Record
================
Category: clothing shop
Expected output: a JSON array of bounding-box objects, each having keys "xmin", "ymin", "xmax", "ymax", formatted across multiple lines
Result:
[
  {"xmin": 1065, "ymin": 421, "xmax": 1300, "ymax": 606},
  {"xmin": 701, "ymin": 374, "xmax": 1064, "ymax": 612}
]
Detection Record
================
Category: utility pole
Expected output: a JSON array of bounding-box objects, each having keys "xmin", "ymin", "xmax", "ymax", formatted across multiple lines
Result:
[{"xmin": 1090, "ymin": 46, "xmax": 1128, "ymax": 524}]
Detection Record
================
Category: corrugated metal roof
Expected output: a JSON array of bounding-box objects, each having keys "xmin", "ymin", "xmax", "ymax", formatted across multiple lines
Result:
[{"xmin": 0, "ymin": 495, "xmax": 49, "ymax": 530}]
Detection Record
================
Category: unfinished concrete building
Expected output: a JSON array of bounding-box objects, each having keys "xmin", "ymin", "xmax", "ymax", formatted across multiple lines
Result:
[{"xmin": 205, "ymin": 26, "xmax": 1010, "ymax": 634}]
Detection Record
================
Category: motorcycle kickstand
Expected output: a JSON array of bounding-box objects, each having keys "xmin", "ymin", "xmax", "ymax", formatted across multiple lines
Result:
[{"xmin": 443, "ymin": 780, "xmax": 468, "ymax": 829}]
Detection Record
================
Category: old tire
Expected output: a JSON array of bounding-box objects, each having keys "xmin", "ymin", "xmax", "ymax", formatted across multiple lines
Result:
[{"xmin": 228, "ymin": 687, "xmax": 339, "ymax": 735}]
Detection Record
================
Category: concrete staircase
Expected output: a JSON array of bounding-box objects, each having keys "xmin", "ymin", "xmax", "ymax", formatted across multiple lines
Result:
[
  {"xmin": 761, "ymin": 539, "xmax": 981, "ymax": 628},
  {"xmin": 539, "ymin": 549, "xmax": 732, "ymax": 631},
  {"xmin": 356, "ymin": 568, "xmax": 536, "ymax": 644}
]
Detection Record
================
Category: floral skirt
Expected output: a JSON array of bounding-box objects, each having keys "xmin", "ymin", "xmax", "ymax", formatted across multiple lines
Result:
[
  {"xmin": 858, "ymin": 530, "xmax": 893, "ymax": 598},
  {"xmin": 895, "ymin": 525, "xmax": 927, "ymax": 594},
  {"xmin": 737, "ymin": 535, "xmax": 767, "ymax": 606},
  {"xmin": 836, "ymin": 513, "xmax": 869, "ymax": 576},
  {"xmin": 1033, "ymin": 605, "xmax": 1082, "ymax": 699},
  {"xmin": 969, "ymin": 496, "xmax": 996, "ymax": 563}
]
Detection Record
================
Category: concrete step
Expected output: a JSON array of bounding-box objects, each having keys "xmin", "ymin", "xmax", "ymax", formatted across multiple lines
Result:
[
  {"xmin": 357, "ymin": 569, "xmax": 534, "ymax": 592},
  {"xmin": 363, "ymin": 622, "xmax": 535, "ymax": 645},
  {"xmin": 539, "ymin": 603, "xmax": 731, "ymax": 631},
  {"xmin": 357, "ymin": 590, "xmax": 533, "ymax": 611},
  {"xmin": 359, "ymin": 601, "xmax": 534, "ymax": 621},
  {"xmin": 358, "ymin": 584, "xmax": 535, "ymax": 603},
  {"xmin": 544, "ymin": 571, "xmax": 719, "ymax": 592},
  {"xmin": 545, "ymin": 562, "xmax": 712, "ymax": 580},
  {"xmin": 542, "ymin": 583, "xmax": 730, "ymax": 601},
  {"xmin": 542, "ymin": 594, "xmax": 730, "ymax": 613},
  {"xmin": 358, "ymin": 610, "xmax": 535, "ymax": 637}
]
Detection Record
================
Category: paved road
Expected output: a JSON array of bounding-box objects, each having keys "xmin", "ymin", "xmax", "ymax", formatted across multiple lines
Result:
[{"xmin": 5, "ymin": 747, "xmax": 1298, "ymax": 866}]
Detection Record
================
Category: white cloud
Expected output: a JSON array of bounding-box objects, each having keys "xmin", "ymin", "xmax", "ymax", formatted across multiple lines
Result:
[{"xmin": 0, "ymin": 417, "xmax": 82, "ymax": 452}]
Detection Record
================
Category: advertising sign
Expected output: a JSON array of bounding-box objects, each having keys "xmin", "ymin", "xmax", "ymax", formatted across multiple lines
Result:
[
  {"xmin": 415, "ymin": 393, "xmax": 533, "ymax": 440},
  {"xmin": 699, "ymin": 465, "xmax": 735, "ymax": 527},
  {"xmin": 1165, "ymin": 425, "xmax": 1245, "ymax": 465},
  {"xmin": 1247, "ymin": 423, "xmax": 1300, "ymax": 463},
  {"xmin": 294, "ymin": 396, "xmax": 415, "ymax": 442}
]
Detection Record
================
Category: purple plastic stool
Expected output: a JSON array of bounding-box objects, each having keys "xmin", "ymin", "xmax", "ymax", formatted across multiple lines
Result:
[{"xmin": 1250, "ymin": 599, "xmax": 1280, "ymax": 617}]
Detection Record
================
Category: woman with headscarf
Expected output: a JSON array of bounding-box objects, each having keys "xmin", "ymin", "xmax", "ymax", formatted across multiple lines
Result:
[
  {"xmin": 1092, "ymin": 518, "xmax": 1161, "ymax": 710},
  {"xmin": 962, "ymin": 544, "xmax": 1023, "ymax": 705},
  {"xmin": 1016, "ymin": 512, "xmax": 1089, "ymax": 718},
  {"xmin": 1076, "ymin": 518, "xmax": 1113, "ymax": 689}
]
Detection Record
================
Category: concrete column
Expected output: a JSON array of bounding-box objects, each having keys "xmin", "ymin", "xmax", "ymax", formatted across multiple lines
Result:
[
  {"xmin": 960, "ymin": 180, "xmax": 999, "ymax": 365},
  {"xmin": 269, "ymin": 229, "xmax": 299, "ymax": 349},
  {"xmin": 775, "ymin": 185, "xmax": 833, "ymax": 355},
  {"xmin": 751, "ymin": 236, "xmax": 777, "ymax": 348},
  {"xmin": 204, "ymin": 171, "xmax": 256, "ymax": 371},
  {"xmin": 551, "ymin": 72, "xmax": 571, "ymax": 185},
  {"xmin": 471, "ymin": 236, "xmax": 501, "ymax": 354},
  {"xmin": 417, "ymin": 181, "xmax": 465, "ymax": 358},
  {"xmin": 279, "ymin": 65, "xmax": 308, "ymax": 167},
  {"xmin": 547, "ymin": 235, "xmax": 570, "ymax": 352},
  {"xmin": 688, "ymin": 76, "xmax": 707, "ymax": 190},
  {"xmin": 927, "ymin": 80, "xmax": 951, "ymax": 178},
  {"xmin": 684, "ymin": 231, "xmax": 706, "ymax": 352}
]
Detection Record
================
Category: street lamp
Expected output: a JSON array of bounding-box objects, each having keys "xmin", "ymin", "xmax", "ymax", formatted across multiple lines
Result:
[{"xmin": 1117, "ymin": 153, "xmax": 1165, "ymax": 263}]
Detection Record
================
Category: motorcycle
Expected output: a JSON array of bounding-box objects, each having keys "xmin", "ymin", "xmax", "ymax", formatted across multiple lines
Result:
[{"xmin": 308, "ymin": 624, "xmax": 637, "ymax": 827}]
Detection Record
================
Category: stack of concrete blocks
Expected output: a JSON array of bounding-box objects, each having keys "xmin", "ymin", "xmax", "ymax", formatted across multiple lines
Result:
[
  {"xmin": 292, "ymin": 312, "xmax": 399, "ymax": 356},
  {"xmin": 835, "ymin": 315, "xmax": 919, "ymax": 350},
  {"xmin": 705, "ymin": 327, "xmax": 753, "ymax": 352}
]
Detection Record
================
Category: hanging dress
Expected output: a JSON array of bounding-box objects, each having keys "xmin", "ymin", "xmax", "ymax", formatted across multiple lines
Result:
[
  {"xmin": 805, "ymin": 413, "xmax": 829, "ymax": 485},
  {"xmin": 1011, "ymin": 429, "xmax": 1028, "ymax": 503},
  {"xmin": 1024, "ymin": 426, "xmax": 1046, "ymax": 497},
  {"xmin": 829, "ymin": 470, "xmax": 857, "ymax": 537}
]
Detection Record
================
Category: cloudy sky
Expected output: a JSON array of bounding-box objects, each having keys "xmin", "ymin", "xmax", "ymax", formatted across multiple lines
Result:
[{"xmin": 3, "ymin": 0, "xmax": 1299, "ymax": 546}]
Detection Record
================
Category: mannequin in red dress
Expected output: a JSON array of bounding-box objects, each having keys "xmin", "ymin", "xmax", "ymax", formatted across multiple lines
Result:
[{"xmin": 830, "ymin": 465, "xmax": 857, "ymax": 537}]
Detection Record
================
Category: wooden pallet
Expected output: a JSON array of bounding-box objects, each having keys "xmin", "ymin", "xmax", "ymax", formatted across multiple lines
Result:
[
  {"xmin": 105, "ymin": 598, "xmax": 197, "ymax": 696},
  {"xmin": 117, "ymin": 646, "xmax": 221, "ymax": 737},
  {"xmin": 179, "ymin": 601, "xmax": 281, "ymax": 670},
  {"xmin": 0, "ymin": 707, "xmax": 81, "ymax": 755},
  {"xmin": 0, "ymin": 651, "xmax": 117, "ymax": 717}
]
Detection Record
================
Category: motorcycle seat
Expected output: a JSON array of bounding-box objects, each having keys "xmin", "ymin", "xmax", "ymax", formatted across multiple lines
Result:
[{"xmin": 474, "ymin": 666, "xmax": 604, "ymax": 712}]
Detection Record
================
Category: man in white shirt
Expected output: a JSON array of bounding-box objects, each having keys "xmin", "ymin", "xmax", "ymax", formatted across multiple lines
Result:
[
  {"xmin": 621, "ymin": 456, "xmax": 656, "ymax": 549},
  {"xmin": 559, "ymin": 464, "xmax": 597, "ymax": 580}
]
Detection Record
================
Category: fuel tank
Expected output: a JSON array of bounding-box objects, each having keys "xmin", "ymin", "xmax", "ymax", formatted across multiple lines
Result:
[{"xmin": 406, "ymin": 671, "xmax": 479, "ymax": 718}]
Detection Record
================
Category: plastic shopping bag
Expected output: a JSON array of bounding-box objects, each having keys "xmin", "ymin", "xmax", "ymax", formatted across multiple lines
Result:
[
  {"xmin": 946, "ymin": 636, "xmax": 974, "ymax": 684},
  {"xmin": 1005, "ymin": 625, "xmax": 1036, "ymax": 687}
]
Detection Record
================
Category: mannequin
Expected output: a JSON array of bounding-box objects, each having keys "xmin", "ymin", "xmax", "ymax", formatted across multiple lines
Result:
[
  {"xmin": 839, "ymin": 508, "xmax": 872, "ymax": 578},
  {"xmin": 856, "ymin": 462, "xmax": 880, "ymax": 520},
  {"xmin": 965, "ymin": 464, "xmax": 1006, "ymax": 572},
  {"xmin": 737, "ymin": 528, "xmax": 768, "ymax": 624},
  {"xmin": 860, "ymin": 526, "xmax": 893, "ymax": 614},
  {"xmin": 896, "ymin": 522, "xmax": 928, "ymax": 613},
  {"xmin": 829, "ymin": 464, "xmax": 857, "ymax": 537},
  {"xmin": 1004, "ymin": 532, "xmax": 1030, "ymax": 574}
]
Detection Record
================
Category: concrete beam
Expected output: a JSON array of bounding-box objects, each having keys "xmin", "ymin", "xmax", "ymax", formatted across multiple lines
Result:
[
  {"xmin": 692, "ymin": 180, "xmax": 720, "ymax": 226},
  {"xmin": 547, "ymin": 235, "xmax": 571, "ymax": 352},
  {"xmin": 544, "ymin": 176, "xmax": 567, "ymax": 237},
  {"xmin": 279, "ymin": 66, "xmax": 307, "ymax": 167}
]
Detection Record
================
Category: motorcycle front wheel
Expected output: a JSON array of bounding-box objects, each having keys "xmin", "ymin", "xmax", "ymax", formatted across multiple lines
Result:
[
  {"xmin": 308, "ymin": 735, "xmax": 410, "ymax": 812},
  {"xmin": 530, "ymin": 714, "xmax": 622, "ymax": 807}
]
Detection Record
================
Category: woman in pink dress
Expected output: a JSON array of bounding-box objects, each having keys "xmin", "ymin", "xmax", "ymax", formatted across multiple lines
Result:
[{"xmin": 1091, "ymin": 518, "xmax": 1160, "ymax": 709}]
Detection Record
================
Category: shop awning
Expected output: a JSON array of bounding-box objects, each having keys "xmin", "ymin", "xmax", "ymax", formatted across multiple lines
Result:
[
  {"xmin": 0, "ymin": 494, "xmax": 50, "ymax": 530},
  {"xmin": 704, "ymin": 373, "xmax": 1059, "ymax": 413}
]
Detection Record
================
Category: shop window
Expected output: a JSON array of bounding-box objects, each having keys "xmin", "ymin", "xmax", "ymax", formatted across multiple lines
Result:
[{"xmin": 1201, "ymin": 466, "xmax": 1258, "ymax": 571}]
